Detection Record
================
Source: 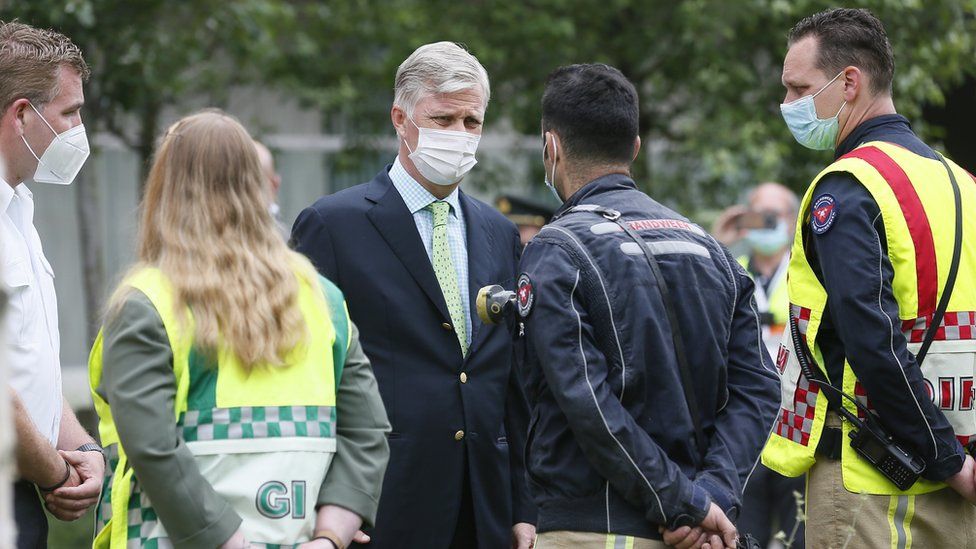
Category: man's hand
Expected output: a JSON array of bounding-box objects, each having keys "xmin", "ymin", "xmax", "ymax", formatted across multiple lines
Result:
[
  {"xmin": 946, "ymin": 454, "xmax": 976, "ymax": 505},
  {"xmin": 44, "ymin": 464, "xmax": 84, "ymax": 521},
  {"xmin": 711, "ymin": 205, "xmax": 748, "ymax": 247},
  {"xmin": 511, "ymin": 521, "xmax": 536, "ymax": 549},
  {"xmin": 43, "ymin": 449, "xmax": 104, "ymax": 520},
  {"xmin": 661, "ymin": 503, "xmax": 737, "ymax": 549}
]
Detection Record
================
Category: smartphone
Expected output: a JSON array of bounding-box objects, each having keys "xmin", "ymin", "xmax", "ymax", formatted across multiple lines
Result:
[{"xmin": 737, "ymin": 211, "xmax": 778, "ymax": 230}]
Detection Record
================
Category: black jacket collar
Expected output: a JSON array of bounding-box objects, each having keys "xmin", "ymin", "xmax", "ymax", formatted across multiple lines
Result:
[
  {"xmin": 834, "ymin": 114, "xmax": 913, "ymax": 159},
  {"xmin": 555, "ymin": 173, "xmax": 638, "ymax": 218}
]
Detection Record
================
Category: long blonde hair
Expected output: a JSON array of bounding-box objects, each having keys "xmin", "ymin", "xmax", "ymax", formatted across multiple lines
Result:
[{"xmin": 111, "ymin": 110, "xmax": 319, "ymax": 368}]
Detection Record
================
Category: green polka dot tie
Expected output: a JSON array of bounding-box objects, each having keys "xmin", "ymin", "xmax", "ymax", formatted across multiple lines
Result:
[{"xmin": 428, "ymin": 201, "xmax": 468, "ymax": 356}]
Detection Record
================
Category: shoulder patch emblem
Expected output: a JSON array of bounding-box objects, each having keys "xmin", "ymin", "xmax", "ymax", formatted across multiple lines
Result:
[
  {"xmin": 811, "ymin": 194, "xmax": 837, "ymax": 235},
  {"xmin": 517, "ymin": 273, "xmax": 534, "ymax": 318}
]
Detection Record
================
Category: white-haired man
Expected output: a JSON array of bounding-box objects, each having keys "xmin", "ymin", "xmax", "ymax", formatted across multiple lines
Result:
[{"xmin": 292, "ymin": 42, "xmax": 536, "ymax": 548}]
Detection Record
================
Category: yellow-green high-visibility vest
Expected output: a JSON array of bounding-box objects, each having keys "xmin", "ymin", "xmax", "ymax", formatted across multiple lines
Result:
[
  {"xmin": 89, "ymin": 267, "xmax": 350, "ymax": 547},
  {"xmin": 762, "ymin": 141, "xmax": 976, "ymax": 495}
]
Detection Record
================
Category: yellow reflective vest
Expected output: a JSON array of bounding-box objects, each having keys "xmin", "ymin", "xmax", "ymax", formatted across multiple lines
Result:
[
  {"xmin": 89, "ymin": 267, "xmax": 349, "ymax": 547},
  {"xmin": 762, "ymin": 141, "xmax": 976, "ymax": 495}
]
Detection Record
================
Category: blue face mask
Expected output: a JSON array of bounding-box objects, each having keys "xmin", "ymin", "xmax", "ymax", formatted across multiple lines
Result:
[
  {"xmin": 745, "ymin": 220, "xmax": 790, "ymax": 256},
  {"xmin": 780, "ymin": 71, "xmax": 846, "ymax": 150},
  {"xmin": 543, "ymin": 135, "xmax": 562, "ymax": 202}
]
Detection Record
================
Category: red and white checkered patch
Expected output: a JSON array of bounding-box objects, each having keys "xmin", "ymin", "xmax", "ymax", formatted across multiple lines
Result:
[
  {"xmin": 774, "ymin": 372, "xmax": 821, "ymax": 446},
  {"xmin": 853, "ymin": 381, "xmax": 874, "ymax": 420},
  {"xmin": 790, "ymin": 305, "xmax": 812, "ymax": 344},
  {"xmin": 902, "ymin": 311, "xmax": 976, "ymax": 343},
  {"xmin": 771, "ymin": 304, "xmax": 819, "ymax": 446}
]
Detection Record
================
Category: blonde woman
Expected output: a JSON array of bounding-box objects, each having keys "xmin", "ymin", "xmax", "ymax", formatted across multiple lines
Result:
[{"xmin": 88, "ymin": 110, "xmax": 390, "ymax": 548}]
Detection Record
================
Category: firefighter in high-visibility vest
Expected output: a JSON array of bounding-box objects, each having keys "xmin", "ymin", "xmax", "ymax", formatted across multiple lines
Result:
[
  {"xmin": 89, "ymin": 111, "xmax": 391, "ymax": 549},
  {"xmin": 762, "ymin": 8, "xmax": 976, "ymax": 548}
]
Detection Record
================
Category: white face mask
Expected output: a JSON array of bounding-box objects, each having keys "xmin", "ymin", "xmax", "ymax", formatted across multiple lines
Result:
[
  {"xmin": 404, "ymin": 117, "xmax": 480, "ymax": 186},
  {"xmin": 780, "ymin": 71, "xmax": 846, "ymax": 151},
  {"xmin": 542, "ymin": 134, "xmax": 561, "ymax": 202},
  {"xmin": 22, "ymin": 102, "xmax": 90, "ymax": 185},
  {"xmin": 744, "ymin": 220, "xmax": 791, "ymax": 256}
]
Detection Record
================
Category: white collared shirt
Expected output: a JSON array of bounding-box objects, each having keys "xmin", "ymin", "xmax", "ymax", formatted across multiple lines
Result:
[
  {"xmin": 1, "ymin": 178, "xmax": 62, "ymax": 445},
  {"xmin": 388, "ymin": 157, "xmax": 471, "ymax": 344}
]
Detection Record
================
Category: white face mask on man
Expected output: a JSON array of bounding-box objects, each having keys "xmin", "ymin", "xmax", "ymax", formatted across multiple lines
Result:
[
  {"xmin": 403, "ymin": 117, "xmax": 480, "ymax": 186},
  {"xmin": 542, "ymin": 133, "xmax": 561, "ymax": 202},
  {"xmin": 21, "ymin": 102, "xmax": 90, "ymax": 185}
]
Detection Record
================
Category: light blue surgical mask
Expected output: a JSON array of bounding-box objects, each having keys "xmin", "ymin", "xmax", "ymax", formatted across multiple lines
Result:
[
  {"xmin": 542, "ymin": 135, "xmax": 561, "ymax": 202},
  {"xmin": 780, "ymin": 71, "xmax": 846, "ymax": 150},
  {"xmin": 745, "ymin": 220, "xmax": 790, "ymax": 256}
]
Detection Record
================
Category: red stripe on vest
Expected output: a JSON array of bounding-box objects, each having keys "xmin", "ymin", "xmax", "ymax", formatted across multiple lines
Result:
[{"xmin": 841, "ymin": 146, "xmax": 938, "ymax": 315}]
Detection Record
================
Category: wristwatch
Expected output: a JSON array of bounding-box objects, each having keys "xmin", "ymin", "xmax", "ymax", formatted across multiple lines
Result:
[
  {"xmin": 77, "ymin": 443, "xmax": 106, "ymax": 465},
  {"xmin": 76, "ymin": 442, "xmax": 104, "ymax": 454}
]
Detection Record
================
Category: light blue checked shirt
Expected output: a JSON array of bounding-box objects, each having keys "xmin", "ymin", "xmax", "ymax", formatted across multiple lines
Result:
[{"xmin": 389, "ymin": 157, "xmax": 471, "ymax": 344}]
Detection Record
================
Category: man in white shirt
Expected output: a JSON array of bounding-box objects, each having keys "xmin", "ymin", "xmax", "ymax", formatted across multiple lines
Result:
[{"xmin": 0, "ymin": 21, "xmax": 104, "ymax": 548}]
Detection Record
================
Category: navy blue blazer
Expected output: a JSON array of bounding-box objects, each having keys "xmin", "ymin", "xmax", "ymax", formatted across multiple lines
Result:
[{"xmin": 292, "ymin": 166, "xmax": 535, "ymax": 548}]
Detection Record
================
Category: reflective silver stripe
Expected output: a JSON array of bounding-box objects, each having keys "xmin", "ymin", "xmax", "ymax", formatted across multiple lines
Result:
[
  {"xmin": 591, "ymin": 222, "xmax": 623, "ymax": 235},
  {"xmin": 573, "ymin": 204, "xmax": 605, "ymax": 212},
  {"xmin": 619, "ymin": 240, "xmax": 711, "ymax": 258},
  {"xmin": 893, "ymin": 495, "xmax": 909, "ymax": 549}
]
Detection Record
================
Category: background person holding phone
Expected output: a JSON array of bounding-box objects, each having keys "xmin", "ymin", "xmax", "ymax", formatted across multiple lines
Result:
[
  {"xmin": 712, "ymin": 182, "xmax": 803, "ymax": 548},
  {"xmin": 712, "ymin": 182, "xmax": 798, "ymax": 351}
]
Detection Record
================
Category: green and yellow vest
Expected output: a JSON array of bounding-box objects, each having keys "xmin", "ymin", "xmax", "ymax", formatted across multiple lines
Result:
[
  {"xmin": 762, "ymin": 141, "xmax": 976, "ymax": 495},
  {"xmin": 89, "ymin": 267, "xmax": 350, "ymax": 548}
]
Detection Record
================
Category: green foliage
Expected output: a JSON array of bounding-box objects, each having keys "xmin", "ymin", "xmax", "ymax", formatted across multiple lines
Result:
[
  {"xmin": 2, "ymin": 0, "xmax": 296, "ymax": 163},
  {"xmin": 4, "ymin": 0, "xmax": 974, "ymax": 206},
  {"xmin": 276, "ymin": 0, "xmax": 976, "ymax": 208}
]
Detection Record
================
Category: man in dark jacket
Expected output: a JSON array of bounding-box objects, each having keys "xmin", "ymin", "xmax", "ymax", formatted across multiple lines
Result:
[
  {"xmin": 291, "ymin": 42, "xmax": 535, "ymax": 548},
  {"xmin": 518, "ymin": 63, "xmax": 780, "ymax": 549}
]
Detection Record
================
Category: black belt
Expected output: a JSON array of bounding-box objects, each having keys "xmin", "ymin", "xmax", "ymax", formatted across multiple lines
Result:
[{"xmin": 817, "ymin": 426, "xmax": 843, "ymax": 460}]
